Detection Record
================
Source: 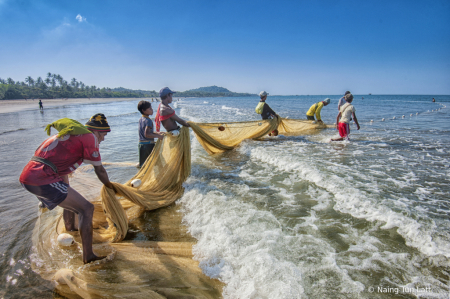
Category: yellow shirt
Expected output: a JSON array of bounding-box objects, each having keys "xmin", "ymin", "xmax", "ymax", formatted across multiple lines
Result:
[{"xmin": 306, "ymin": 102, "xmax": 324, "ymax": 120}]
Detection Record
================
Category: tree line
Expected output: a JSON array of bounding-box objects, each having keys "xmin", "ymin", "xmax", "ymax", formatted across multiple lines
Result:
[
  {"xmin": 0, "ymin": 73, "xmax": 255, "ymax": 100},
  {"xmin": 0, "ymin": 73, "xmax": 158, "ymax": 100}
]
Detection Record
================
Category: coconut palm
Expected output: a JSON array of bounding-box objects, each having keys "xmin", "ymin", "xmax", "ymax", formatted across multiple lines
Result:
[
  {"xmin": 25, "ymin": 76, "xmax": 34, "ymax": 86},
  {"xmin": 71, "ymin": 78, "xmax": 77, "ymax": 88}
]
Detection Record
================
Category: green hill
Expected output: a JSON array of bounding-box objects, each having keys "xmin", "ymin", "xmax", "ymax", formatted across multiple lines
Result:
[
  {"xmin": 177, "ymin": 86, "xmax": 255, "ymax": 97},
  {"xmin": 186, "ymin": 86, "xmax": 231, "ymax": 93}
]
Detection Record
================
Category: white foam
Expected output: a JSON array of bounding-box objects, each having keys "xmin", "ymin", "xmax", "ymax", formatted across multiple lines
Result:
[
  {"xmin": 179, "ymin": 182, "xmax": 305, "ymax": 298},
  {"xmin": 249, "ymin": 146, "xmax": 450, "ymax": 258}
]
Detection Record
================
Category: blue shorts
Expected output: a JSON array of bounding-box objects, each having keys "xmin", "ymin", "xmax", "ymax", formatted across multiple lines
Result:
[{"xmin": 21, "ymin": 181, "xmax": 69, "ymax": 210}]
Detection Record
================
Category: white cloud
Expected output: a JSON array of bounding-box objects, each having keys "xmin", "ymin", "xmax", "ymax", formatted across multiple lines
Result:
[{"xmin": 76, "ymin": 14, "xmax": 86, "ymax": 22}]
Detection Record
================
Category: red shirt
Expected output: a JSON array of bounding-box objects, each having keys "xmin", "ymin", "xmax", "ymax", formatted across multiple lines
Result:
[{"xmin": 20, "ymin": 133, "xmax": 102, "ymax": 186}]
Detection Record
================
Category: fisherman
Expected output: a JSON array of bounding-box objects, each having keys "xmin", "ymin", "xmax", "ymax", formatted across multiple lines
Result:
[
  {"xmin": 337, "ymin": 91, "xmax": 351, "ymax": 111},
  {"xmin": 306, "ymin": 98, "xmax": 330, "ymax": 124},
  {"xmin": 155, "ymin": 87, "xmax": 190, "ymax": 135},
  {"xmin": 432, "ymin": 98, "xmax": 435, "ymax": 102},
  {"xmin": 331, "ymin": 93, "xmax": 360, "ymax": 141},
  {"xmin": 256, "ymin": 91, "xmax": 278, "ymax": 120},
  {"xmin": 19, "ymin": 114, "xmax": 113, "ymax": 264},
  {"xmin": 137, "ymin": 100, "xmax": 164, "ymax": 167},
  {"xmin": 39, "ymin": 99, "xmax": 44, "ymax": 110}
]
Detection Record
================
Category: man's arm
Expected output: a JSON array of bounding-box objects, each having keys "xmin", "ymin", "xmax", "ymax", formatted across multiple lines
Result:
[
  {"xmin": 145, "ymin": 126, "xmax": 164, "ymax": 140},
  {"xmin": 336, "ymin": 112, "xmax": 342, "ymax": 129},
  {"xmin": 170, "ymin": 114, "xmax": 190, "ymax": 127},
  {"xmin": 352, "ymin": 112, "xmax": 360, "ymax": 130},
  {"xmin": 161, "ymin": 105, "xmax": 190, "ymax": 127},
  {"xmin": 267, "ymin": 104, "xmax": 277, "ymax": 118},
  {"xmin": 93, "ymin": 165, "xmax": 113, "ymax": 189},
  {"xmin": 316, "ymin": 104, "xmax": 323, "ymax": 122},
  {"xmin": 61, "ymin": 174, "xmax": 69, "ymax": 184}
]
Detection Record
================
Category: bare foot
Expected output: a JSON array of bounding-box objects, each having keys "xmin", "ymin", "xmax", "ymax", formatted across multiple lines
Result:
[{"xmin": 84, "ymin": 254, "xmax": 107, "ymax": 264}]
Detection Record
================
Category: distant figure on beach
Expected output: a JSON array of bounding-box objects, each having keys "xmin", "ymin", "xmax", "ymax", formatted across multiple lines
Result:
[
  {"xmin": 306, "ymin": 98, "xmax": 330, "ymax": 124},
  {"xmin": 137, "ymin": 101, "xmax": 164, "ymax": 167},
  {"xmin": 256, "ymin": 91, "xmax": 278, "ymax": 120},
  {"xmin": 19, "ymin": 114, "xmax": 113, "ymax": 264},
  {"xmin": 39, "ymin": 100, "xmax": 43, "ymax": 110},
  {"xmin": 337, "ymin": 91, "xmax": 351, "ymax": 111},
  {"xmin": 155, "ymin": 87, "xmax": 190, "ymax": 136},
  {"xmin": 331, "ymin": 94, "xmax": 360, "ymax": 141},
  {"xmin": 432, "ymin": 98, "xmax": 435, "ymax": 102}
]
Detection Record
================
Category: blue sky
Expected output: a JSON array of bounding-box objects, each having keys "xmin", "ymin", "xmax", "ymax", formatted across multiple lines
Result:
[{"xmin": 0, "ymin": 0, "xmax": 449, "ymax": 95}]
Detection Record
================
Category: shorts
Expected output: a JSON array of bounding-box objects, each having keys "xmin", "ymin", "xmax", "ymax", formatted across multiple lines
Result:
[
  {"xmin": 21, "ymin": 181, "xmax": 69, "ymax": 210},
  {"xmin": 338, "ymin": 122, "xmax": 350, "ymax": 138},
  {"xmin": 139, "ymin": 143, "xmax": 155, "ymax": 167},
  {"xmin": 168, "ymin": 126, "xmax": 181, "ymax": 133},
  {"xmin": 306, "ymin": 115, "xmax": 315, "ymax": 121}
]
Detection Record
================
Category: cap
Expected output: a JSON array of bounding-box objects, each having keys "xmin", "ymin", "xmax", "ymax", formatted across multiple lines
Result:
[
  {"xmin": 259, "ymin": 91, "xmax": 269, "ymax": 97},
  {"xmin": 159, "ymin": 87, "xmax": 176, "ymax": 98},
  {"xmin": 323, "ymin": 98, "xmax": 331, "ymax": 105},
  {"xmin": 85, "ymin": 113, "xmax": 111, "ymax": 132}
]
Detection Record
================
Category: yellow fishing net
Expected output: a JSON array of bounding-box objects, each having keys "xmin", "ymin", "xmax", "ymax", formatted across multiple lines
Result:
[
  {"xmin": 32, "ymin": 119, "xmax": 328, "ymax": 298},
  {"xmin": 189, "ymin": 117, "xmax": 327, "ymax": 154},
  {"xmin": 33, "ymin": 127, "xmax": 223, "ymax": 298}
]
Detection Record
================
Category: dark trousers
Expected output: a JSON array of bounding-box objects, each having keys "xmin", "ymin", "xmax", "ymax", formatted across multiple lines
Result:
[{"xmin": 139, "ymin": 143, "xmax": 155, "ymax": 167}]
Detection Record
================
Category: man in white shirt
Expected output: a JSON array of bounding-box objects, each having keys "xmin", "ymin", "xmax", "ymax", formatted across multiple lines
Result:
[{"xmin": 332, "ymin": 94, "xmax": 360, "ymax": 141}]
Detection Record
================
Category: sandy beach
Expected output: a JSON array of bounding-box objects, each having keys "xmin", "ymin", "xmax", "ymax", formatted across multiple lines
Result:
[{"xmin": 0, "ymin": 98, "xmax": 149, "ymax": 114}]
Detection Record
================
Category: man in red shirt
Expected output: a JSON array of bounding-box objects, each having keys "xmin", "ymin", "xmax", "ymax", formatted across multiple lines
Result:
[{"xmin": 20, "ymin": 113, "xmax": 113, "ymax": 264}]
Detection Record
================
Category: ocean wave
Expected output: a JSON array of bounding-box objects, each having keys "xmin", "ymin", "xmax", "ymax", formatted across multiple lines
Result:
[
  {"xmin": 0, "ymin": 128, "xmax": 26, "ymax": 135},
  {"xmin": 249, "ymin": 146, "xmax": 450, "ymax": 258}
]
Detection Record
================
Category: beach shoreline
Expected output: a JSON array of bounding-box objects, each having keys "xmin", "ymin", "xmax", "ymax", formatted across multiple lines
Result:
[{"xmin": 0, "ymin": 98, "xmax": 151, "ymax": 114}]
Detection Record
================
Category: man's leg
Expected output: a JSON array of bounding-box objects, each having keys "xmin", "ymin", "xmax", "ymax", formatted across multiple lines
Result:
[
  {"xmin": 58, "ymin": 186, "xmax": 105, "ymax": 264},
  {"xmin": 63, "ymin": 210, "xmax": 77, "ymax": 231},
  {"xmin": 332, "ymin": 123, "xmax": 346, "ymax": 141}
]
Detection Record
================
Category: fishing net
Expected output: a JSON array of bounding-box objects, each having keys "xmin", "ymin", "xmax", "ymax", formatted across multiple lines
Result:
[
  {"xmin": 189, "ymin": 117, "xmax": 327, "ymax": 154},
  {"xmin": 31, "ymin": 119, "xmax": 327, "ymax": 298},
  {"xmin": 32, "ymin": 127, "xmax": 223, "ymax": 298}
]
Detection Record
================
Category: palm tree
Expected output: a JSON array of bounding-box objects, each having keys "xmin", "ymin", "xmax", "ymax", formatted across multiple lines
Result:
[
  {"xmin": 71, "ymin": 78, "xmax": 77, "ymax": 88},
  {"xmin": 7, "ymin": 78, "xmax": 15, "ymax": 85},
  {"xmin": 55, "ymin": 74, "xmax": 63, "ymax": 86},
  {"xmin": 25, "ymin": 76, "xmax": 34, "ymax": 86},
  {"xmin": 0, "ymin": 78, "xmax": 6, "ymax": 84}
]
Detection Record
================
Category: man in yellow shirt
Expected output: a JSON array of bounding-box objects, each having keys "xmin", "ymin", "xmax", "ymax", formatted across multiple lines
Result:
[{"xmin": 306, "ymin": 98, "xmax": 330, "ymax": 123}]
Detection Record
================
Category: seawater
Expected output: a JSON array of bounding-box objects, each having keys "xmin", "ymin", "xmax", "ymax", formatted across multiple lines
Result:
[{"xmin": 1, "ymin": 95, "xmax": 449, "ymax": 298}]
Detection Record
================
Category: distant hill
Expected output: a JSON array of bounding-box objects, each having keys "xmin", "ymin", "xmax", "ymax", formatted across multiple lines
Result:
[
  {"xmin": 177, "ymin": 86, "xmax": 255, "ymax": 97},
  {"xmin": 186, "ymin": 86, "xmax": 231, "ymax": 93}
]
